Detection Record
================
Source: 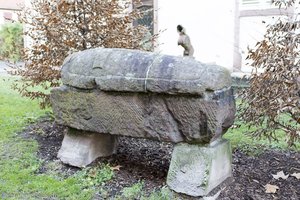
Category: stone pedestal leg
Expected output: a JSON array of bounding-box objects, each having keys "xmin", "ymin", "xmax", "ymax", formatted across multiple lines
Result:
[
  {"xmin": 58, "ymin": 128, "xmax": 118, "ymax": 168},
  {"xmin": 167, "ymin": 139, "xmax": 232, "ymax": 197}
]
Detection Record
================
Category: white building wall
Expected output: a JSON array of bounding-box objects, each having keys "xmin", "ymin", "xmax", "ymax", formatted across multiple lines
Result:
[
  {"xmin": 156, "ymin": 0, "xmax": 236, "ymax": 71},
  {"xmin": 238, "ymin": 0, "xmax": 293, "ymax": 71},
  {"xmin": 239, "ymin": 16, "xmax": 283, "ymax": 70}
]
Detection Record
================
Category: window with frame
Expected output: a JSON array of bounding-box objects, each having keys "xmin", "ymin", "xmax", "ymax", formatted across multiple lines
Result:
[{"xmin": 136, "ymin": 0, "xmax": 154, "ymax": 34}]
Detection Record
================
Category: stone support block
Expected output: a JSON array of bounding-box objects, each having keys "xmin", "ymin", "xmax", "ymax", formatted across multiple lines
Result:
[
  {"xmin": 58, "ymin": 128, "xmax": 118, "ymax": 167},
  {"xmin": 167, "ymin": 139, "xmax": 232, "ymax": 197}
]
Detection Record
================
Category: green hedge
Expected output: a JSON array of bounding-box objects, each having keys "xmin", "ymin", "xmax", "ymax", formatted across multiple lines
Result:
[{"xmin": 0, "ymin": 22, "xmax": 23, "ymax": 62}]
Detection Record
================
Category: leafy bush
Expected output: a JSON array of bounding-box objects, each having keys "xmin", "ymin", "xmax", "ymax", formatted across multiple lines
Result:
[
  {"xmin": 240, "ymin": 0, "xmax": 300, "ymax": 146},
  {"xmin": 11, "ymin": 0, "xmax": 156, "ymax": 107},
  {"xmin": 0, "ymin": 22, "xmax": 23, "ymax": 62}
]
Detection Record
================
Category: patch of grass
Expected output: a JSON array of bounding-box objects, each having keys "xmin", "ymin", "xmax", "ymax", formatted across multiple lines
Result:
[
  {"xmin": 224, "ymin": 99, "xmax": 300, "ymax": 155},
  {"xmin": 75, "ymin": 164, "xmax": 114, "ymax": 188},
  {"xmin": 224, "ymin": 122, "xmax": 300, "ymax": 155},
  {"xmin": 114, "ymin": 181, "xmax": 144, "ymax": 200},
  {"xmin": 0, "ymin": 76, "xmax": 94, "ymax": 199},
  {"xmin": 115, "ymin": 183, "xmax": 172, "ymax": 200},
  {"xmin": 141, "ymin": 186, "xmax": 172, "ymax": 200}
]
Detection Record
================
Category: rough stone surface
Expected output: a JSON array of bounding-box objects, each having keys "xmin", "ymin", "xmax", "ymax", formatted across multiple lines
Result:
[
  {"xmin": 51, "ymin": 48, "xmax": 236, "ymax": 195},
  {"xmin": 51, "ymin": 86, "xmax": 235, "ymax": 143},
  {"xmin": 166, "ymin": 139, "xmax": 232, "ymax": 197},
  {"xmin": 57, "ymin": 128, "xmax": 118, "ymax": 167},
  {"xmin": 61, "ymin": 48, "xmax": 232, "ymax": 95}
]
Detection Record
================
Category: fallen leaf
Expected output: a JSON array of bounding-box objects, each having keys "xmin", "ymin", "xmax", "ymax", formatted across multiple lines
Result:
[
  {"xmin": 265, "ymin": 184, "xmax": 279, "ymax": 194},
  {"xmin": 272, "ymin": 171, "xmax": 289, "ymax": 180},
  {"xmin": 291, "ymin": 172, "xmax": 300, "ymax": 179},
  {"xmin": 89, "ymin": 168, "xmax": 97, "ymax": 177},
  {"xmin": 253, "ymin": 179, "xmax": 260, "ymax": 184},
  {"xmin": 110, "ymin": 165, "xmax": 122, "ymax": 171}
]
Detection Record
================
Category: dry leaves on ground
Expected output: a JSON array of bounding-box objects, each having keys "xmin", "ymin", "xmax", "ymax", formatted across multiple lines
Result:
[
  {"xmin": 272, "ymin": 171, "xmax": 289, "ymax": 180},
  {"xmin": 110, "ymin": 165, "xmax": 122, "ymax": 171},
  {"xmin": 291, "ymin": 172, "xmax": 300, "ymax": 179},
  {"xmin": 264, "ymin": 184, "xmax": 279, "ymax": 194}
]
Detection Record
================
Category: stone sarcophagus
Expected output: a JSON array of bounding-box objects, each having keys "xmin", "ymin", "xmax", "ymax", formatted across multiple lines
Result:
[{"xmin": 50, "ymin": 48, "xmax": 235, "ymax": 197}]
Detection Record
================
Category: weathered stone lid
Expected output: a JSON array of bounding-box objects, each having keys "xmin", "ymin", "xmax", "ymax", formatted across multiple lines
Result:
[{"xmin": 61, "ymin": 48, "xmax": 231, "ymax": 95}]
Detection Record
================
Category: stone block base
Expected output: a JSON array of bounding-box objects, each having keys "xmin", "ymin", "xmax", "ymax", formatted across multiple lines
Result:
[
  {"xmin": 58, "ymin": 128, "xmax": 118, "ymax": 167},
  {"xmin": 167, "ymin": 139, "xmax": 232, "ymax": 197}
]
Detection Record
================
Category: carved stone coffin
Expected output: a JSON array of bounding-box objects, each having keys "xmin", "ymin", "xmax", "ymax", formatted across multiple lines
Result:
[{"xmin": 51, "ymin": 48, "xmax": 235, "ymax": 144}]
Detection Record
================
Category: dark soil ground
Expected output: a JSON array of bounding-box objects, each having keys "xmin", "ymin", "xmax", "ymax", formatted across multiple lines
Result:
[{"xmin": 22, "ymin": 117, "xmax": 300, "ymax": 200}]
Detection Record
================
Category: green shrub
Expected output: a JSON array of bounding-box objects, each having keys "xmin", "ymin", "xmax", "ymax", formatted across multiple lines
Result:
[{"xmin": 0, "ymin": 22, "xmax": 23, "ymax": 62}]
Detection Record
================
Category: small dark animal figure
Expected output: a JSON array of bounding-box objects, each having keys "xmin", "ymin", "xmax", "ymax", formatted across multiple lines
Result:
[{"xmin": 177, "ymin": 25, "xmax": 194, "ymax": 57}]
